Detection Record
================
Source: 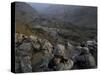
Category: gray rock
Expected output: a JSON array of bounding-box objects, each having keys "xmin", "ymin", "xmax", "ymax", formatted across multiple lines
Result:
[
  {"xmin": 19, "ymin": 43, "xmax": 32, "ymax": 51},
  {"xmin": 20, "ymin": 56, "xmax": 32, "ymax": 72}
]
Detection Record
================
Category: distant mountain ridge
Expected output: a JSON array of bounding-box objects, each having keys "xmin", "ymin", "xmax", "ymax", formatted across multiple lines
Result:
[
  {"xmin": 30, "ymin": 3, "xmax": 97, "ymax": 27},
  {"xmin": 15, "ymin": 2, "xmax": 97, "ymax": 43}
]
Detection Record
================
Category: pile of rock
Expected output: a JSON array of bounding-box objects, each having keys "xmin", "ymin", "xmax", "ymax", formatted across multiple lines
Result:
[
  {"xmin": 15, "ymin": 33, "xmax": 53, "ymax": 72},
  {"xmin": 15, "ymin": 33, "xmax": 97, "ymax": 72}
]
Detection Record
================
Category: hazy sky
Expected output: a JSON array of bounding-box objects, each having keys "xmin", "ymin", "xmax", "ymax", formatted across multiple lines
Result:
[{"xmin": 27, "ymin": 3, "xmax": 51, "ymax": 12}]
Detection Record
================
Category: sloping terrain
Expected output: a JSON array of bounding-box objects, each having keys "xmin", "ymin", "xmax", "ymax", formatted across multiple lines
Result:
[
  {"xmin": 15, "ymin": 2, "xmax": 97, "ymax": 73},
  {"xmin": 15, "ymin": 2, "xmax": 39, "ymax": 36}
]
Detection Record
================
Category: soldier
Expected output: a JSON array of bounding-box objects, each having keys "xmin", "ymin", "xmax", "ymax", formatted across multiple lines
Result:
[
  {"xmin": 73, "ymin": 43, "xmax": 96, "ymax": 69},
  {"xmin": 30, "ymin": 38, "xmax": 53, "ymax": 72},
  {"xmin": 16, "ymin": 34, "xmax": 27, "ymax": 47},
  {"xmin": 48, "ymin": 54, "xmax": 73, "ymax": 71},
  {"xmin": 48, "ymin": 44, "xmax": 74, "ymax": 71},
  {"xmin": 86, "ymin": 40, "xmax": 97, "ymax": 64}
]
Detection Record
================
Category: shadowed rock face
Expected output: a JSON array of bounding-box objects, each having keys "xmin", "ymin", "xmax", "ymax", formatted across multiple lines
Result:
[
  {"xmin": 15, "ymin": 2, "xmax": 39, "ymax": 24},
  {"xmin": 15, "ymin": 2, "xmax": 39, "ymax": 35}
]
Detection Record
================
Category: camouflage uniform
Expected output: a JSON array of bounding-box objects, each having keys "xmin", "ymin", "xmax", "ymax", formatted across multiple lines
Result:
[
  {"xmin": 48, "ymin": 44, "xmax": 74, "ymax": 71},
  {"xmin": 15, "ymin": 41, "xmax": 33, "ymax": 73},
  {"xmin": 86, "ymin": 40, "xmax": 97, "ymax": 65},
  {"xmin": 30, "ymin": 38, "xmax": 53, "ymax": 72},
  {"xmin": 73, "ymin": 46, "xmax": 96, "ymax": 69}
]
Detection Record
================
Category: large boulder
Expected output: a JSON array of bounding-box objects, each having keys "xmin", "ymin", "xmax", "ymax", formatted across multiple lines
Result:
[
  {"xmin": 15, "ymin": 34, "xmax": 53, "ymax": 72},
  {"xmin": 20, "ymin": 56, "xmax": 32, "ymax": 72}
]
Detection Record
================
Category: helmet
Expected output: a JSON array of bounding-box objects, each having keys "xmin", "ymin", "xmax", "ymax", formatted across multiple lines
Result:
[
  {"xmin": 81, "ymin": 47, "xmax": 89, "ymax": 54},
  {"xmin": 75, "ymin": 46, "xmax": 82, "ymax": 54},
  {"xmin": 53, "ymin": 44, "xmax": 65, "ymax": 57},
  {"xmin": 80, "ymin": 42, "xmax": 86, "ymax": 47}
]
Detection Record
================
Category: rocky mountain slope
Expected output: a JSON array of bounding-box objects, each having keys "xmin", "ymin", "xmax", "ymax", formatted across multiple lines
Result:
[
  {"xmin": 15, "ymin": 2, "xmax": 39, "ymax": 35},
  {"xmin": 31, "ymin": 3, "xmax": 97, "ymax": 27},
  {"xmin": 15, "ymin": 2, "xmax": 97, "ymax": 73}
]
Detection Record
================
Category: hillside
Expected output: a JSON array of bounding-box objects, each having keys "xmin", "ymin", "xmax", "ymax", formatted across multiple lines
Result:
[{"xmin": 15, "ymin": 2, "xmax": 39, "ymax": 36}]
